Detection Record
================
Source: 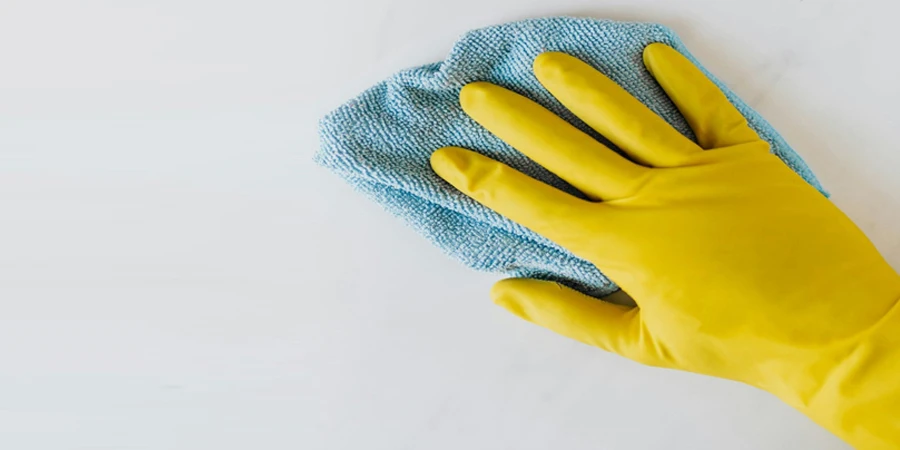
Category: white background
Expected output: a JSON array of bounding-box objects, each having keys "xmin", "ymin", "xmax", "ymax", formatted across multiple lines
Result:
[{"xmin": 2, "ymin": 1, "xmax": 899, "ymax": 449}]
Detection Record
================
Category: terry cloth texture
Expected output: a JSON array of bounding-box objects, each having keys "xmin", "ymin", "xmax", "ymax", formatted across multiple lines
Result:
[{"xmin": 315, "ymin": 17, "xmax": 826, "ymax": 298}]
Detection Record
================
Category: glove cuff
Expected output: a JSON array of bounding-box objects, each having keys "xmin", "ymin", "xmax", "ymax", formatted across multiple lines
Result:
[{"xmin": 787, "ymin": 297, "xmax": 900, "ymax": 449}]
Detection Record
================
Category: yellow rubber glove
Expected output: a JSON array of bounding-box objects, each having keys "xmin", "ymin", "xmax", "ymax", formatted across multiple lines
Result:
[{"xmin": 430, "ymin": 43, "xmax": 900, "ymax": 449}]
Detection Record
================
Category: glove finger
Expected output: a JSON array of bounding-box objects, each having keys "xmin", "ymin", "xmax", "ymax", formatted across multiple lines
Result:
[
  {"xmin": 458, "ymin": 82, "xmax": 649, "ymax": 201},
  {"xmin": 533, "ymin": 51, "xmax": 702, "ymax": 168},
  {"xmin": 430, "ymin": 146, "xmax": 601, "ymax": 252},
  {"xmin": 642, "ymin": 43, "xmax": 763, "ymax": 150},
  {"xmin": 491, "ymin": 278, "xmax": 644, "ymax": 358}
]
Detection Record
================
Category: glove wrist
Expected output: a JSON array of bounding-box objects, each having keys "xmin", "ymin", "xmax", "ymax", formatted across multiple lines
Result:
[{"xmin": 775, "ymin": 297, "xmax": 900, "ymax": 449}]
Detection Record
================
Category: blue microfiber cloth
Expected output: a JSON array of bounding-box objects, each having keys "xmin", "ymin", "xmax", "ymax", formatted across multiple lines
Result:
[{"xmin": 316, "ymin": 17, "xmax": 826, "ymax": 298}]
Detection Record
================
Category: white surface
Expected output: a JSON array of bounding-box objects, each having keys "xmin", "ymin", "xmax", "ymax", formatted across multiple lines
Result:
[{"xmin": 2, "ymin": 1, "xmax": 899, "ymax": 449}]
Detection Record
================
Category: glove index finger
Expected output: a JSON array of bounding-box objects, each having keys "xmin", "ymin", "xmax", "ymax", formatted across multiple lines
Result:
[{"xmin": 430, "ymin": 146, "xmax": 595, "ymax": 251}]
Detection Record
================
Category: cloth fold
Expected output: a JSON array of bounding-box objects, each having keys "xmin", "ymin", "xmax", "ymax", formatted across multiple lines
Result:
[{"xmin": 315, "ymin": 17, "xmax": 825, "ymax": 298}]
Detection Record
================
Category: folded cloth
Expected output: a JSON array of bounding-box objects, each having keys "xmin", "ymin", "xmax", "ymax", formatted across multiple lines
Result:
[{"xmin": 315, "ymin": 17, "xmax": 826, "ymax": 298}]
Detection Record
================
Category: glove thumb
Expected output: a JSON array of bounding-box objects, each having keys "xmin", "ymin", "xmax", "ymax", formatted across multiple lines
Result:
[{"xmin": 491, "ymin": 278, "xmax": 645, "ymax": 359}]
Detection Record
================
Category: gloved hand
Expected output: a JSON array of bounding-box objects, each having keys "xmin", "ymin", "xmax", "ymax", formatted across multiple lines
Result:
[{"xmin": 430, "ymin": 43, "xmax": 900, "ymax": 449}]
